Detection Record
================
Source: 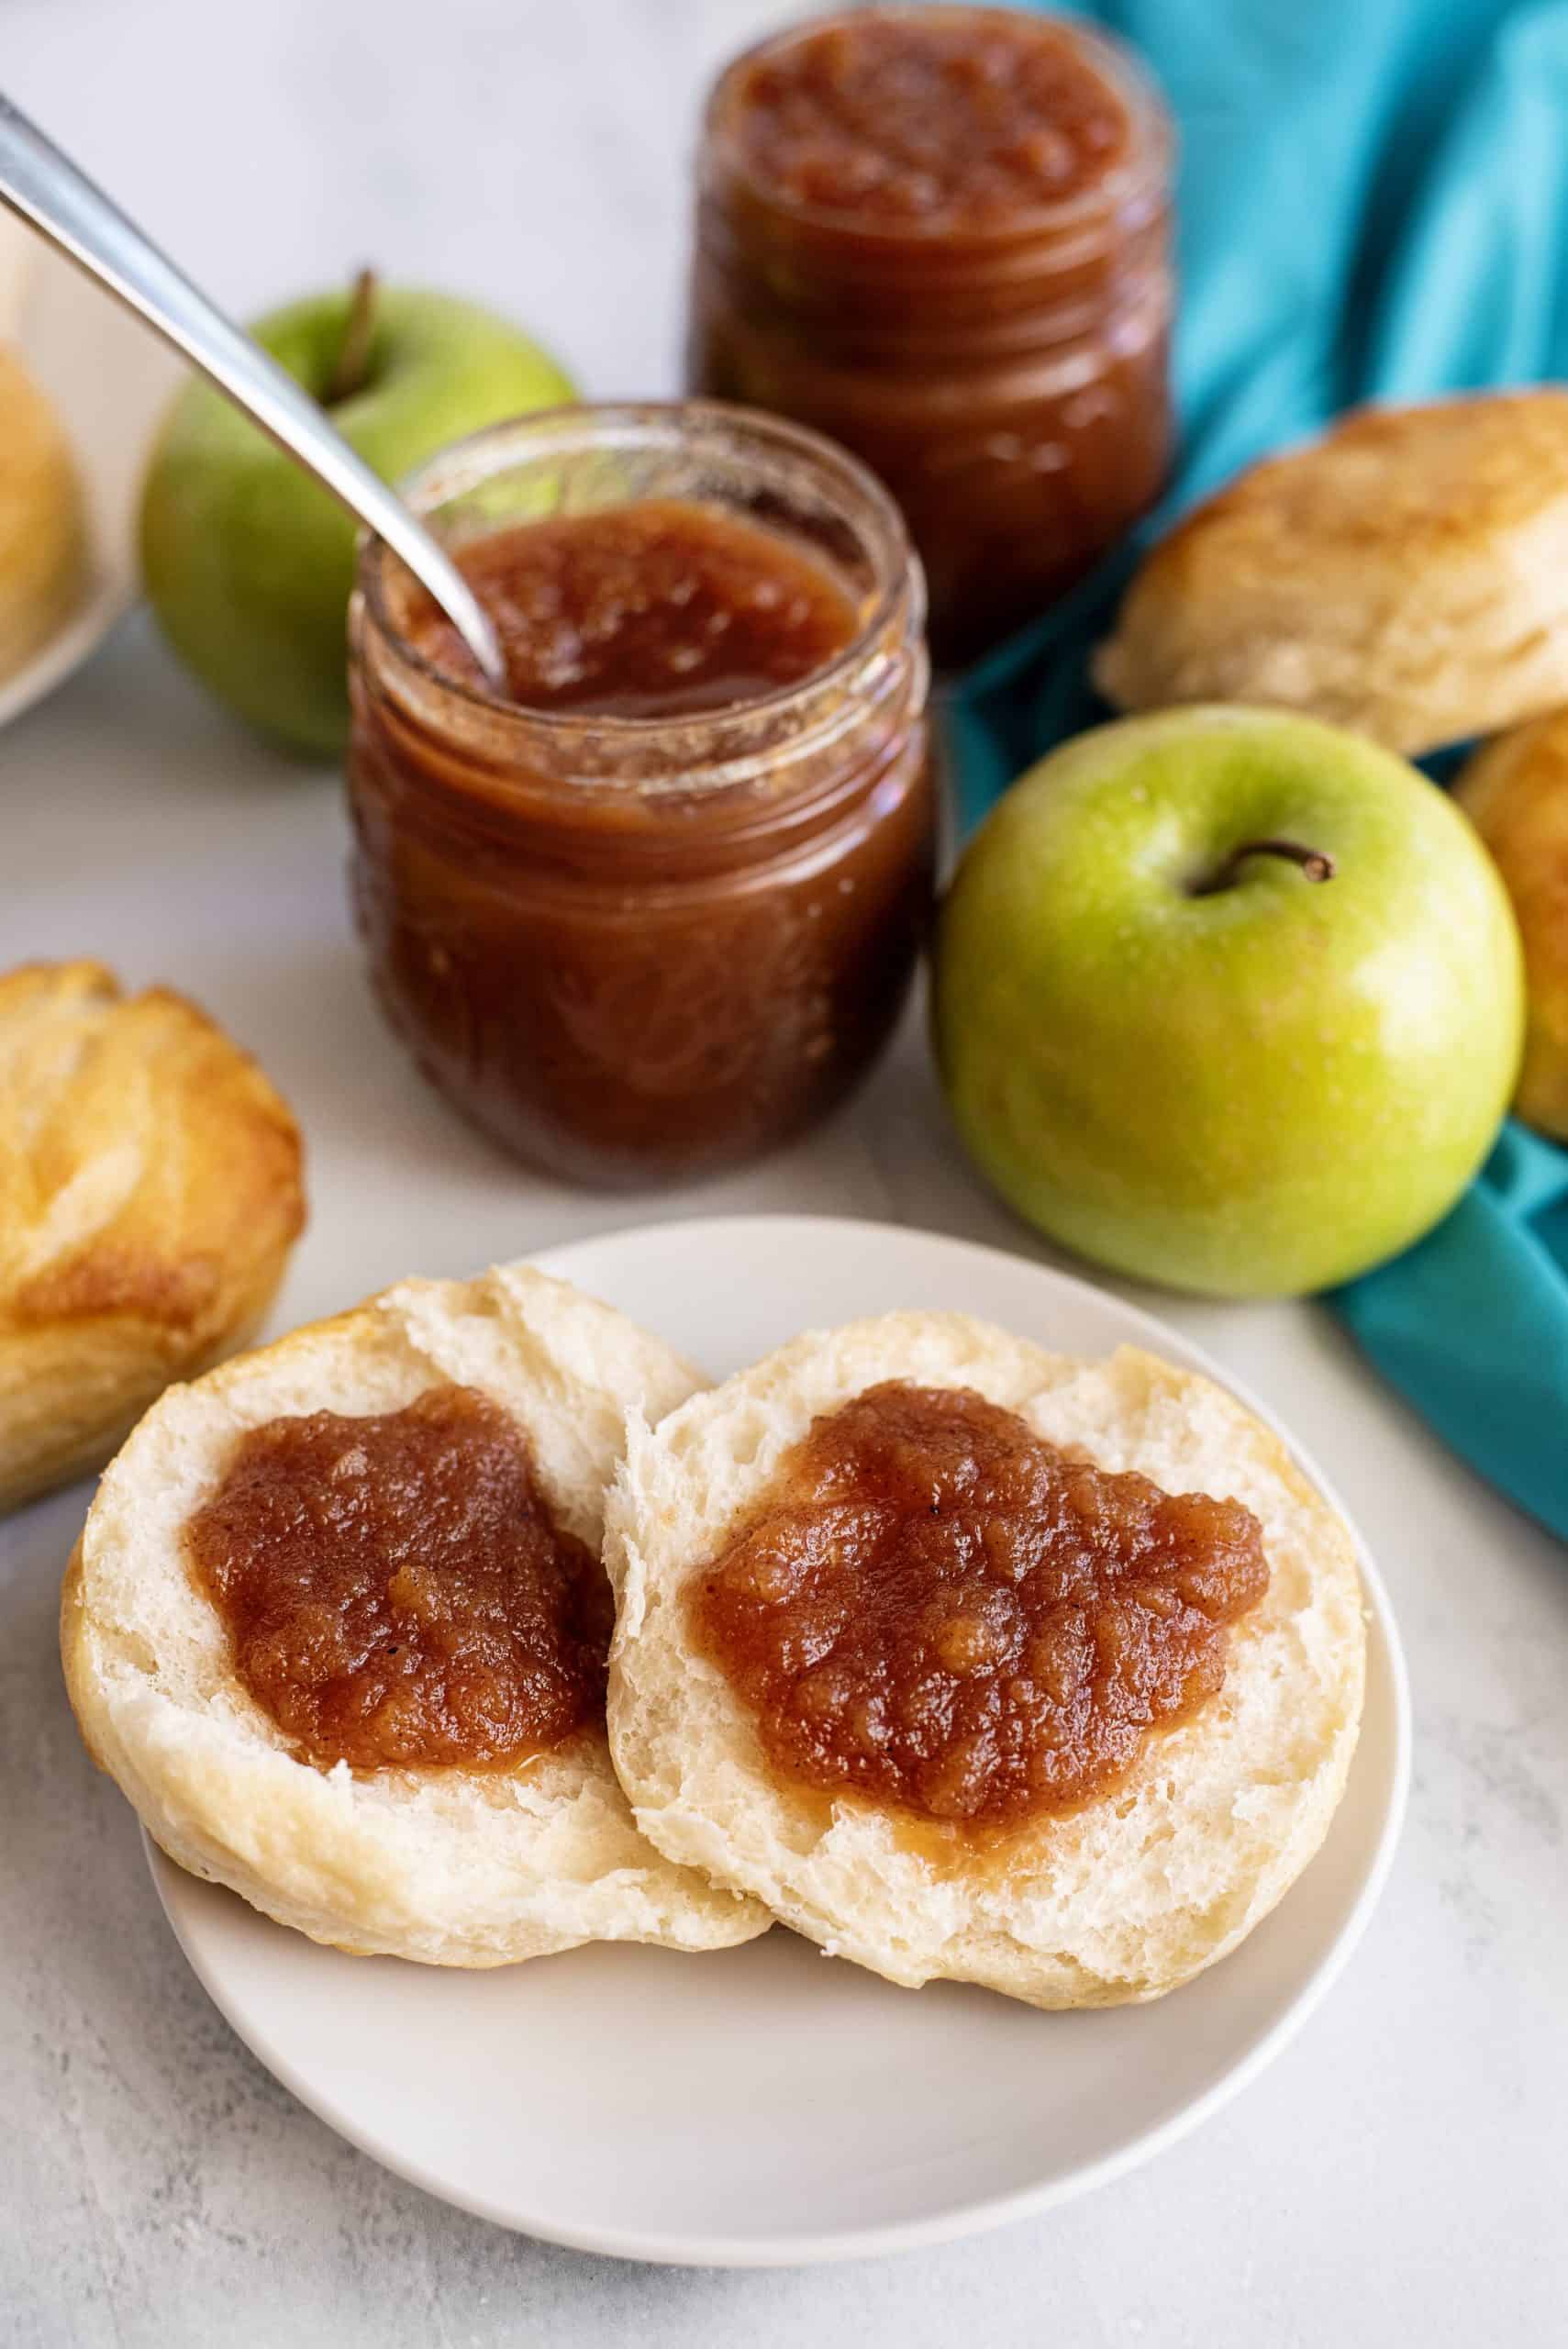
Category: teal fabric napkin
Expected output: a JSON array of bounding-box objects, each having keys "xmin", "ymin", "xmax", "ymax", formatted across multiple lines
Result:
[{"xmin": 950, "ymin": 0, "xmax": 1568, "ymax": 1539}]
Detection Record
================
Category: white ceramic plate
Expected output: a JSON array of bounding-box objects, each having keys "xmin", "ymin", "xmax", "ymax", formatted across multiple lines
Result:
[
  {"xmin": 0, "ymin": 219, "xmax": 181, "ymax": 730},
  {"xmin": 148, "ymin": 1215, "xmax": 1410, "ymax": 2266}
]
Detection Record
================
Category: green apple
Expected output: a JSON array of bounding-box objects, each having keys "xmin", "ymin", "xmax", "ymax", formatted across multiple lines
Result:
[
  {"xmin": 932, "ymin": 706, "xmax": 1526, "ymax": 1297},
  {"xmin": 139, "ymin": 278, "xmax": 576, "ymax": 757}
]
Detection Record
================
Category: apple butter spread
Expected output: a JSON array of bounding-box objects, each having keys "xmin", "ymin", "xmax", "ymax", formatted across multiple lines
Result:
[
  {"xmin": 725, "ymin": 10, "xmax": 1129, "ymax": 225},
  {"xmin": 348, "ymin": 404, "xmax": 933, "ymax": 1188},
  {"xmin": 185, "ymin": 1385, "xmax": 610, "ymax": 1774},
  {"xmin": 402, "ymin": 500, "xmax": 860, "ymax": 719},
  {"xmin": 688, "ymin": 7, "xmax": 1174, "ymax": 667},
  {"xmin": 690, "ymin": 1383, "xmax": 1268, "ymax": 1830}
]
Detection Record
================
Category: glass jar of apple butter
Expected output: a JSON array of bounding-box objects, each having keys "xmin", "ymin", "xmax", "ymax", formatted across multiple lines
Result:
[
  {"xmin": 346, "ymin": 402, "xmax": 933, "ymax": 1188},
  {"xmin": 688, "ymin": 6, "xmax": 1174, "ymax": 670}
]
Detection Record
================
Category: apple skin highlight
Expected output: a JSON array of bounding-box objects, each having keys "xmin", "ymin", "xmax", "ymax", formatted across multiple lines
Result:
[{"xmin": 932, "ymin": 705, "xmax": 1526, "ymax": 1298}]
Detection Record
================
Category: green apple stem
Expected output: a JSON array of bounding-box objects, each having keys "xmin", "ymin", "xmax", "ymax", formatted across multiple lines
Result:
[
  {"xmin": 325, "ymin": 268, "xmax": 378, "ymax": 406},
  {"xmin": 1189, "ymin": 838, "xmax": 1337, "ymax": 896}
]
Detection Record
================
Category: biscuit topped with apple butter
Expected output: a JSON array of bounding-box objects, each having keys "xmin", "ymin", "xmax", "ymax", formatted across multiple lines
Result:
[
  {"xmin": 183, "ymin": 1384, "xmax": 613, "ymax": 1775},
  {"xmin": 61, "ymin": 1261, "xmax": 770, "ymax": 1968},
  {"xmin": 606, "ymin": 1313, "xmax": 1367, "ymax": 2009},
  {"xmin": 689, "ymin": 1379, "xmax": 1267, "ymax": 1831}
]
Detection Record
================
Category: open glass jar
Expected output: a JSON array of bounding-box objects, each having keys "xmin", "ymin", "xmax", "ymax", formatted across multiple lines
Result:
[
  {"xmin": 346, "ymin": 402, "xmax": 934, "ymax": 1189},
  {"xmin": 687, "ymin": 6, "xmax": 1174, "ymax": 669}
]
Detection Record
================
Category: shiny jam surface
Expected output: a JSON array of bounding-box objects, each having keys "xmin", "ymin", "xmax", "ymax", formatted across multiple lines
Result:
[
  {"xmin": 185, "ymin": 1385, "xmax": 610, "ymax": 1773},
  {"xmin": 729, "ymin": 13, "xmax": 1129, "ymax": 226},
  {"xmin": 690, "ymin": 1383, "xmax": 1269, "ymax": 1831},
  {"xmin": 405, "ymin": 501, "xmax": 861, "ymax": 718}
]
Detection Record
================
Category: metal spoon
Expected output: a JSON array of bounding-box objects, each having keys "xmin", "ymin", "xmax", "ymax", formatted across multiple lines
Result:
[{"xmin": 0, "ymin": 92, "xmax": 506, "ymax": 691}]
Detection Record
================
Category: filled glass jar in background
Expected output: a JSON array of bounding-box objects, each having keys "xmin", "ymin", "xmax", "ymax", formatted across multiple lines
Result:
[
  {"xmin": 687, "ymin": 5, "xmax": 1174, "ymax": 671},
  {"xmin": 347, "ymin": 402, "xmax": 934, "ymax": 1189}
]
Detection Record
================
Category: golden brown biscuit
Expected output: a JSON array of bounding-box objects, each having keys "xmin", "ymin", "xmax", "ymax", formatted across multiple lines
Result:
[
  {"xmin": 1094, "ymin": 390, "xmax": 1568, "ymax": 755},
  {"xmin": 0, "ymin": 345, "xmax": 85, "ymax": 678},
  {"xmin": 1455, "ymin": 712, "xmax": 1568, "ymax": 1139},
  {"xmin": 0, "ymin": 961, "xmax": 306, "ymax": 1508},
  {"xmin": 606, "ymin": 1317, "xmax": 1366, "ymax": 2009}
]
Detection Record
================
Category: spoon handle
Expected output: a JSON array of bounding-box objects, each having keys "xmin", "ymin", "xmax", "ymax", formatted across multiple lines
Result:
[{"xmin": 0, "ymin": 91, "xmax": 506, "ymax": 690}]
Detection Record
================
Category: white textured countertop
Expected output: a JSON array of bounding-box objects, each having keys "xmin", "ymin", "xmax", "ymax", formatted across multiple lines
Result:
[{"xmin": 4, "ymin": 2, "xmax": 1564, "ymax": 2340}]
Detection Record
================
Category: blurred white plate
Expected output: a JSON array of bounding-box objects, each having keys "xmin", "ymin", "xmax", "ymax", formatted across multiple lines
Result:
[
  {"xmin": 147, "ymin": 1215, "xmax": 1409, "ymax": 2266},
  {"xmin": 0, "ymin": 217, "xmax": 181, "ymax": 730}
]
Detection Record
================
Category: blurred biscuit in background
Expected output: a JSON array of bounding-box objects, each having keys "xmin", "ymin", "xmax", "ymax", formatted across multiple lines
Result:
[
  {"xmin": 1456, "ymin": 711, "xmax": 1568, "ymax": 1141},
  {"xmin": 0, "ymin": 961, "xmax": 306, "ymax": 1509},
  {"xmin": 0, "ymin": 339, "xmax": 86, "ymax": 680},
  {"xmin": 1095, "ymin": 389, "xmax": 1568, "ymax": 757}
]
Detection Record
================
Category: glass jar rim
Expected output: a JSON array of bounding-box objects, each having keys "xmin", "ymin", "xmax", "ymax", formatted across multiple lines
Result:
[
  {"xmin": 356, "ymin": 397, "xmax": 921, "ymax": 751},
  {"xmin": 701, "ymin": 4, "xmax": 1173, "ymax": 248}
]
